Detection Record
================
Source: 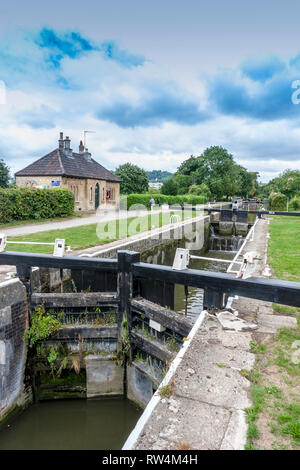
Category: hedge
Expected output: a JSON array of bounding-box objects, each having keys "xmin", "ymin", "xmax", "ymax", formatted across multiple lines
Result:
[
  {"xmin": 268, "ymin": 192, "xmax": 287, "ymax": 211},
  {"xmin": 288, "ymin": 198, "xmax": 300, "ymax": 211},
  {"xmin": 120, "ymin": 193, "xmax": 208, "ymax": 210},
  {"xmin": 0, "ymin": 188, "xmax": 75, "ymax": 223}
]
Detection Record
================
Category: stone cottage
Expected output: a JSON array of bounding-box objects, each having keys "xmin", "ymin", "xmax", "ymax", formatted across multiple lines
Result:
[{"xmin": 15, "ymin": 132, "xmax": 121, "ymax": 212}]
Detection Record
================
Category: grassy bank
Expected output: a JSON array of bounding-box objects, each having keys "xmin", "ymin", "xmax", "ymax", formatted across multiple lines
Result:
[
  {"xmin": 268, "ymin": 215, "xmax": 300, "ymax": 281},
  {"xmin": 245, "ymin": 307, "xmax": 300, "ymax": 450},
  {"xmin": 245, "ymin": 215, "xmax": 300, "ymax": 450},
  {"xmin": 6, "ymin": 210, "xmax": 196, "ymax": 253}
]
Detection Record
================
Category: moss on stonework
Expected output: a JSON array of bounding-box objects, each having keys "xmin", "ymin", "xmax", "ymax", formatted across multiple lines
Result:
[
  {"xmin": 39, "ymin": 369, "xmax": 86, "ymax": 387},
  {"xmin": 0, "ymin": 404, "xmax": 26, "ymax": 430},
  {"xmin": 38, "ymin": 390, "xmax": 86, "ymax": 400},
  {"xmin": 235, "ymin": 230, "xmax": 248, "ymax": 236},
  {"xmin": 219, "ymin": 229, "xmax": 233, "ymax": 236}
]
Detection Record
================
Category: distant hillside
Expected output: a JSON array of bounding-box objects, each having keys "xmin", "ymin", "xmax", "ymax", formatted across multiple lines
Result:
[{"xmin": 146, "ymin": 170, "xmax": 173, "ymax": 182}]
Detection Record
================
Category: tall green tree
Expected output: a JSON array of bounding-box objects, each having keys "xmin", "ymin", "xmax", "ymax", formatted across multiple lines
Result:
[
  {"xmin": 115, "ymin": 163, "xmax": 149, "ymax": 194},
  {"xmin": 259, "ymin": 170, "xmax": 300, "ymax": 199},
  {"xmin": 161, "ymin": 177, "xmax": 178, "ymax": 195},
  {"xmin": 234, "ymin": 165, "xmax": 259, "ymax": 198},
  {"xmin": 175, "ymin": 146, "xmax": 258, "ymax": 199},
  {"xmin": 0, "ymin": 159, "xmax": 9, "ymax": 188}
]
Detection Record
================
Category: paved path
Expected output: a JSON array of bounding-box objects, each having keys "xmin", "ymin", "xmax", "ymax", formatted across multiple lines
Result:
[{"xmin": 3, "ymin": 209, "xmax": 151, "ymax": 238}]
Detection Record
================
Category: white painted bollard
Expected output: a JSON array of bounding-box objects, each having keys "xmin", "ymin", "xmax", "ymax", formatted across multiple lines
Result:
[
  {"xmin": 172, "ymin": 248, "xmax": 190, "ymax": 270},
  {"xmin": 0, "ymin": 233, "xmax": 7, "ymax": 252}
]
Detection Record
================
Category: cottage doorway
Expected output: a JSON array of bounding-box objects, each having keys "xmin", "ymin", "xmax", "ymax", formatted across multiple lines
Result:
[{"xmin": 95, "ymin": 183, "xmax": 100, "ymax": 209}]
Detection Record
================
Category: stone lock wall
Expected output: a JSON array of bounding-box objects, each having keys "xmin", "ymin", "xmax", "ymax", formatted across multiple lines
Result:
[{"xmin": 0, "ymin": 279, "xmax": 29, "ymax": 423}]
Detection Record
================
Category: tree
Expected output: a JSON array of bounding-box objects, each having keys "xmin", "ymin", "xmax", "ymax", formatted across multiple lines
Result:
[
  {"xmin": 175, "ymin": 146, "xmax": 258, "ymax": 200},
  {"xmin": 161, "ymin": 178, "xmax": 178, "ymax": 195},
  {"xmin": 188, "ymin": 183, "xmax": 211, "ymax": 199},
  {"xmin": 235, "ymin": 167, "xmax": 259, "ymax": 198},
  {"xmin": 172, "ymin": 174, "xmax": 192, "ymax": 194},
  {"xmin": 259, "ymin": 169, "xmax": 300, "ymax": 199},
  {"xmin": 176, "ymin": 147, "xmax": 239, "ymax": 199},
  {"xmin": 0, "ymin": 159, "xmax": 9, "ymax": 188},
  {"xmin": 115, "ymin": 163, "xmax": 149, "ymax": 194}
]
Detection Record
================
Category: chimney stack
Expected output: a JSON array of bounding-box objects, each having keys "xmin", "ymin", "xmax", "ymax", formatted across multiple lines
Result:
[
  {"xmin": 79, "ymin": 140, "xmax": 84, "ymax": 153},
  {"xmin": 83, "ymin": 148, "xmax": 92, "ymax": 159},
  {"xmin": 58, "ymin": 132, "xmax": 64, "ymax": 149},
  {"xmin": 64, "ymin": 136, "xmax": 72, "ymax": 154}
]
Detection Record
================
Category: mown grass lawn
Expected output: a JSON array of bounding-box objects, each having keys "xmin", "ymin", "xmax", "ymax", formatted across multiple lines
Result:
[
  {"xmin": 6, "ymin": 210, "xmax": 196, "ymax": 253},
  {"xmin": 268, "ymin": 216, "xmax": 300, "ymax": 282}
]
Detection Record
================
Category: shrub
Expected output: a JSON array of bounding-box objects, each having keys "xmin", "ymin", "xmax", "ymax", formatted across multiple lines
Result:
[
  {"xmin": 0, "ymin": 187, "xmax": 74, "ymax": 223},
  {"xmin": 268, "ymin": 192, "xmax": 287, "ymax": 211},
  {"xmin": 288, "ymin": 198, "xmax": 300, "ymax": 211},
  {"xmin": 188, "ymin": 183, "xmax": 211, "ymax": 199},
  {"xmin": 23, "ymin": 305, "xmax": 61, "ymax": 348},
  {"xmin": 120, "ymin": 193, "xmax": 208, "ymax": 210}
]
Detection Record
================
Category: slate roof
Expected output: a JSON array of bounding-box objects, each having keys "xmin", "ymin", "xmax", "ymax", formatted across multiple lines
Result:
[{"xmin": 15, "ymin": 149, "xmax": 121, "ymax": 183}]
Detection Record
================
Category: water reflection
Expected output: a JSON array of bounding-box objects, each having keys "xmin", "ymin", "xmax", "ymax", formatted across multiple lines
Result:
[{"xmin": 141, "ymin": 238, "xmax": 234, "ymax": 321}]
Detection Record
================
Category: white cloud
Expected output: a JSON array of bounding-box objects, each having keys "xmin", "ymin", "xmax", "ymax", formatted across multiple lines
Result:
[{"xmin": 1, "ymin": 27, "xmax": 300, "ymax": 183}]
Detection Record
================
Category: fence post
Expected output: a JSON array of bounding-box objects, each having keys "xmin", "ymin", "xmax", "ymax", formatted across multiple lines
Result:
[
  {"xmin": 117, "ymin": 250, "xmax": 140, "ymax": 339},
  {"xmin": 16, "ymin": 264, "xmax": 32, "ymax": 293},
  {"xmin": 203, "ymin": 288, "xmax": 224, "ymax": 310},
  {"xmin": 117, "ymin": 251, "xmax": 140, "ymax": 397}
]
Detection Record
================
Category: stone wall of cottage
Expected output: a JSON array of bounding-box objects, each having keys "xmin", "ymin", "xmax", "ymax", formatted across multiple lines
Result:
[
  {"xmin": 16, "ymin": 176, "xmax": 120, "ymax": 212},
  {"xmin": 16, "ymin": 175, "xmax": 62, "ymax": 189}
]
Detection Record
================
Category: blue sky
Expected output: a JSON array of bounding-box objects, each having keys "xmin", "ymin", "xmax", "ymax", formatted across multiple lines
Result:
[{"xmin": 1, "ymin": 0, "xmax": 300, "ymax": 181}]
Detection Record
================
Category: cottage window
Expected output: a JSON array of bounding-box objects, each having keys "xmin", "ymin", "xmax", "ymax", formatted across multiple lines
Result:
[{"xmin": 89, "ymin": 187, "xmax": 93, "ymax": 201}]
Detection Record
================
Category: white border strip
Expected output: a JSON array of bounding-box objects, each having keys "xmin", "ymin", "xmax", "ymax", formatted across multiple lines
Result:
[
  {"xmin": 122, "ymin": 310, "xmax": 207, "ymax": 450},
  {"xmin": 0, "ymin": 277, "xmax": 20, "ymax": 288},
  {"xmin": 227, "ymin": 217, "xmax": 260, "ymax": 274}
]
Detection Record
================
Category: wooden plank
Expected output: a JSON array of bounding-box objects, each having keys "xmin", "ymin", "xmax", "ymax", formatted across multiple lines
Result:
[
  {"xmin": 131, "ymin": 297, "xmax": 193, "ymax": 337},
  {"xmin": 138, "ymin": 278, "xmax": 175, "ymax": 310},
  {"xmin": 70, "ymin": 269, "xmax": 118, "ymax": 293},
  {"xmin": 31, "ymin": 292, "xmax": 118, "ymax": 308},
  {"xmin": 131, "ymin": 330, "xmax": 173, "ymax": 363},
  {"xmin": 132, "ymin": 262, "xmax": 300, "ymax": 308},
  {"xmin": 49, "ymin": 325, "xmax": 118, "ymax": 340},
  {"xmin": 0, "ymin": 251, "xmax": 118, "ymax": 271}
]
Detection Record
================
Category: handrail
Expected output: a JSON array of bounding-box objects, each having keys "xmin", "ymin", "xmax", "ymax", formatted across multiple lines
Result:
[
  {"xmin": 0, "ymin": 251, "xmax": 118, "ymax": 271},
  {"xmin": 1, "ymin": 248, "xmax": 300, "ymax": 308},
  {"xmin": 131, "ymin": 261, "xmax": 300, "ymax": 307}
]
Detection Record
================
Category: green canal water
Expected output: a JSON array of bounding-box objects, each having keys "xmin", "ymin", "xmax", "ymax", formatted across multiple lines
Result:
[
  {"xmin": 141, "ymin": 240, "xmax": 235, "ymax": 320},
  {"xmin": 0, "ymin": 398, "xmax": 142, "ymax": 450}
]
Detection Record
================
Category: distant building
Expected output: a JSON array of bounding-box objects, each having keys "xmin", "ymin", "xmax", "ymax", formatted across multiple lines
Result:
[
  {"xmin": 15, "ymin": 132, "xmax": 121, "ymax": 212},
  {"xmin": 149, "ymin": 182, "xmax": 163, "ymax": 190}
]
